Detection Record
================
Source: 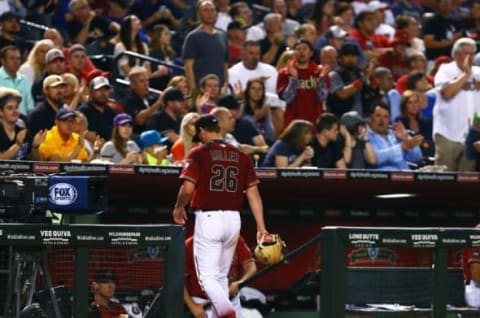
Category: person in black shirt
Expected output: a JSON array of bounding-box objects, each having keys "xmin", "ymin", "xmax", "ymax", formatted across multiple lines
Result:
[
  {"xmin": 78, "ymin": 76, "xmax": 118, "ymax": 142},
  {"xmin": 0, "ymin": 12, "xmax": 22, "ymax": 53},
  {"xmin": 147, "ymin": 88, "xmax": 185, "ymax": 150},
  {"xmin": 310, "ymin": 112, "xmax": 347, "ymax": 168},
  {"xmin": 27, "ymin": 75, "xmax": 66, "ymax": 145},
  {"xmin": 66, "ymin": 0, "xmax": 119, "ymax": 45},
  {"xmin": 120, "ymin": 66, "xmax": 163, "ymax": 135}
]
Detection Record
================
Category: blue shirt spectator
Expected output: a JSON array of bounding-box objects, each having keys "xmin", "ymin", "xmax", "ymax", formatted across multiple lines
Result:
[{"xmin": 368, "ymin": 103, "xmax": 423, "ymax": 171}]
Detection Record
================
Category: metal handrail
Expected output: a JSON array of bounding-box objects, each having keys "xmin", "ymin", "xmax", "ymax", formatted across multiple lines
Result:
[
  {"xmin": 116, "ymin": 50, "xmax": 184, "ymax": 72},
  {"xmin": 115, "ymin": 78, "xmax": 163, "ymax": 96}
]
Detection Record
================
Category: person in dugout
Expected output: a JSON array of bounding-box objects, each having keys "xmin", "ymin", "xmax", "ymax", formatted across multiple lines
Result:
[{"xmin": 88, "ymin": 268, "xmax": 128, "ymax": 318}]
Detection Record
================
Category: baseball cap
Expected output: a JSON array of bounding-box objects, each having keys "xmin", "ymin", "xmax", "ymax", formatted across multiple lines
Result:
[
  {"xmin": 340, "ymin": 111, "xmax": 368, "ymax": 130},
  {"xmin": 86, "ymin": 69, "xmax": 110, "ymax": 85},
  {"xmin": 339, "ymin": 43, "xmax": 360, "ymax": 56},
  {"xmin": 163, "ymin": 88, "xmax": 186, "ymax": 103},
  {"xmin": 55, "ymin": 106, "xmax": 77, "ymax": 120},
  {"xmin": 94, "ymin": 268, "xmax": 118, "ymax": 283},
  {"xmin": 89, "ymin": 76, "xmax": 111, "ymax": 90},
  {"xmin": 326, "ymin": 25, "xmax": 348, "ymax": 39},
  {"xmin": 468, "ymin": 250, "xmax": 480, "ymax": 264},
  {"xmin": 390, "ymin": 30, "xmax": 410, "ymax": 46},
  {"xmin": 217, "ymin": 95, "xmax": 240, "ymax": 110},
  {"xmin": 367, "ymin": 0, "xmax": 389, "ymax": 11},
  {"xmin": 43, "ymin": 74, "xmax": 65, "ymax": 89},
  {"xmin": 227, "ymin": 20, "xmax": 248, "ymax": 31},
  {"xmin": 68, "ymin": 43, "xmax": 86, "ymax": 56},
  {"xmin": 0, "ymin": 12, "xmax": 20, "ymax": 22},
  {"xmin": 139, "ymin": 130, "xmax": 168, "ymax": 148},
  {"xmin": 45, "ymin": 48, "xmax": 65, "ymax": 64},
  {"xmin": 434, "ymin": 55, "xmax": 451, "ymax": 68},
  {"xmin": 192, "ymin": 114, "xmax": 219, "ymax": 142},
  {"xmin": 113, "ymin": 113, "xmax": 133, "ymax": 126}
]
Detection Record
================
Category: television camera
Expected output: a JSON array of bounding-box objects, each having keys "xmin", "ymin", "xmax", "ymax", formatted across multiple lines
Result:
[{"xmin": 0, "ymin": 172, "xmax": 108, "ymax": 223}]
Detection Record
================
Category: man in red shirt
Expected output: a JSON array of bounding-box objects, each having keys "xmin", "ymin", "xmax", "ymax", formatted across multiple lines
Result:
[
  {"xmin": 277, "ymin": 39, "xmax": 329, "ymax": 130},
  {"xmin": 349, "ymin": 11, "xmax": 390, "ymax": 60},
  {"xmin": 184, "ymin": 235, "xmax": 257, "ymax": 318},
  {"xmin": 173, "ymin": 114, "xmax": 269, "ymax": 318}
]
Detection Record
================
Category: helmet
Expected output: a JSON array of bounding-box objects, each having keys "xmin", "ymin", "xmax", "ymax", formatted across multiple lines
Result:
[{"xmin": 254, "ymin": 234, "xmax": 285, "ymax": 266}]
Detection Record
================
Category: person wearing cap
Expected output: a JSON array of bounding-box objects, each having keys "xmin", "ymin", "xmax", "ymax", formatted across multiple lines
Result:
[
  {"xmin": 340, "ymin": 111, "xmax": 376, "ymax": 169},
  {"xmin": 31, "ymin": 48, "xmax": 67, "ymax": 105},
  {"xmin": 88, "ymin": 268, "xmax": 128, "ymax": 318},
  {"xmin": 433, "ymin": 37, "xmax": 480, "ymax": 172},
  {"xmin": 139, "ymin": 129, "xmax": 169, "ymax": 165},
  {"xmin": 277, "ymin": 39, "xmax": 329, "ymax": 129},
  {"xmin": 378, "ymin": 30, "xmax": 411, "ymax": 81},
  {"xmin": 173, "ymin": 113, "xmax": 269, "ymax": 318},
  {"xmin": 100, "ymin": 113, "xmax": 142, "ymax": 164},
  {"xmin": 66, "ymin": 0, "xmax": 120, "ymax": 45},
  {"xmin": 325, "ymin": 25, "xmax": 348, "ymax": 51},
  {"xmin": 79, "ymin": 76, "xmax": 118, "ymax": 142},
  {"xmin": 367, "ymin": 0, "xmax": 395, "ymax": 40},
  {"xmin": 367, "ymin": 102, "xmax": 423, "ymax": 171},
  {"xmin": 27, "ymin": 74, "xmax": 67, "ymax": 144},
  {"xmin": 65, "ymin": 44, "xmax": 90, "ymax": 83},
  {"xmin": 0, "ymin": 45, "xmax": 35, "ymax": 116},
  {"xmin": 146, "ymin": 87, "xmax": 185, "ymax": 149},
  {"xmin": 0, "ymin": 11, "xmax": 22, "ymax": 52},
  {"xmin": 0, "ymin": 88, "xmax": 44, "ymax": 161},
  {"xmin": 327, "ymin": 42, "xmax": 375, "ymax": 118},
  {"xmin": 38, "ymin": 106, "xmax": 88, "ymax": 162}
]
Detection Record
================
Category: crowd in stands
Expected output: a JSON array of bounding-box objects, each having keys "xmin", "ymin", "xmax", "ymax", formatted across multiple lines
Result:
[{"xmin": 1, "ymin": 0, "xmax": 480, "ymax": 172}]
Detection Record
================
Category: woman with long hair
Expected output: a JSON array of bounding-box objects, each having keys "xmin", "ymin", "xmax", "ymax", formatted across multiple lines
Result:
[
  {"xmin": 114, "ymin": 15, "xmax": 151, "ymax": 78},
  {"xmin": 148, "ymin": 24, "xmax": 175, "ymax": 90},
  {"xmin": 395, "ymin": 90, "xmax": 433, "ymax": 157},
  {"xmin": 100, "ymin": 113, "xmax": 142, "ymax": 164},
  {"xmin": 19, "ymin": 39, "xmax": 54, "ymax": 84},
  {"xmin": 243, "ymin": 78, "xmax": 275, "ymax": 145},
  {"xmin": 170, "ymin": 112, "xmax": 200, "ymax": 164},
  {"xmin": 309, "ymin": 0, "xmax": 335, "ymax": 37},
  {"xmin": 262, "ymin": 119, "xmax": 314, "ymax": 167}
]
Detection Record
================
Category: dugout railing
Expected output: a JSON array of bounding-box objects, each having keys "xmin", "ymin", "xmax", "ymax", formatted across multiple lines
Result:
[
  {"xmin": 321, "ymin": 226, "xmax": 480, "ymax": 317},
  {"xmin": 0, "ymin": 224, "xmax": 184, "ymax": 318}
]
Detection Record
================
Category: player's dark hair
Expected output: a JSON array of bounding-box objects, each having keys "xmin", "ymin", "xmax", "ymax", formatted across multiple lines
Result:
[{"xmin": 280, "ymin": 119, "xmax": 313, "ymax": 151}]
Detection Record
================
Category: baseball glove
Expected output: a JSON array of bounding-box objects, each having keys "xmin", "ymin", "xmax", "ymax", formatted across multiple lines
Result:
[{"xmin": 254, "ymin": 233, "xmax": 285, "ymax": 265}]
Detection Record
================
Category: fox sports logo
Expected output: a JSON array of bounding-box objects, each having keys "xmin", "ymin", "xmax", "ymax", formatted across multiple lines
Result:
[{"xmin": 49, "ymin": 183, "xmax": 78, "ymax": 206}]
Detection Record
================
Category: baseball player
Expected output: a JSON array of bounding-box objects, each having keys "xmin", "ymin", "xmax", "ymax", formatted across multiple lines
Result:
[
  {"xmin": 173, "ymin": 114, "xmax": 269, "ymax": 318},
  {"xmin": 184, "ymin": 235, "xmax": 257, "ymax": 318}
]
